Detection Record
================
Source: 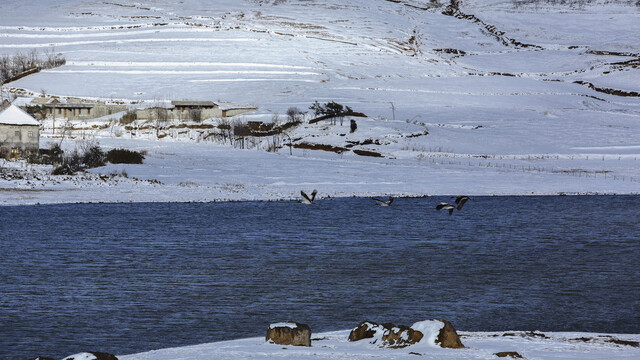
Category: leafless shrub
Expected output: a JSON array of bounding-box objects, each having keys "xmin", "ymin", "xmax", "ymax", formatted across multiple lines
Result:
[
  {"xmin": 120, "ymin": 109, "xmax": 137, "ymax": 125},
  {"xmin": 286, "ymin": 106, "xmax": 305, "ymax": 123},
  {"xmin": 0, "ymin": 47, "xmax": 65, "ymax": 85}
]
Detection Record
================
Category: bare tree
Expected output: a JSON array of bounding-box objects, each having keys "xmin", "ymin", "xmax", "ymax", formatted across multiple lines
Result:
[{"xmin": 286, "ymin": 106, "xmax": 304, "ymax": 123}]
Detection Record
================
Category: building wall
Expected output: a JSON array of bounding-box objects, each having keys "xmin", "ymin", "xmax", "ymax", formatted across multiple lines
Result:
[
  {"xmin": 40, "ymin": 101, "xmax": 255, "ymax": 122},
  {"xmin": 135, "ymin": 107, "xmax": 224, "ymax": 121},
  {"xmin": 0, "ymin": 124, "xmax": 40, "ymax": 158},
  {"xmin": 135, "ymin": 107, "xmax": 255, "ymax": 121},
  {"xmin": 223, "ymin": 108, "xmax": 257, "ymax": 117},
  {"xmin": 44, "ymin": 104, "xmax": 127, "ymax": 121},
  {"xmin": 92, "ymin": 104, "xmax": 127, "ymax": 118}
]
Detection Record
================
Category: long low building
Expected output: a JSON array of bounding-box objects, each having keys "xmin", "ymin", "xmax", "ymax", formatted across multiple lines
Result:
[
  {"xmin": 29, "ymin": 98, "xmax": 256, "ymax": 122},
  {"xmin": 41, "ymin": 98, "xmax": 127, "ymax": 121},
  {"xmin": 0, "ymin": 104, "xmax": 40, "ymax": 158}
]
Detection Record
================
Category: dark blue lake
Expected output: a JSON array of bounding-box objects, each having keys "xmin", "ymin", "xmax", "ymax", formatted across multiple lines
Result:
[{"xmin": 1, "ymin": 196, "xmax": 639, "ymax": 359}]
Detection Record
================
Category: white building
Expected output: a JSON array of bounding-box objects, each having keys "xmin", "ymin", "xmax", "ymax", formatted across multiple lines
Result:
[{"xmin": 0, "ymin": 104, "xmax": 40, "ymax": 158}]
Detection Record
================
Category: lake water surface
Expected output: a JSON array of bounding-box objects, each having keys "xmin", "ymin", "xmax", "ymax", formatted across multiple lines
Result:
[{"xmin": 1, "ymin": 196, "xmax": 639, "ymax": 359}]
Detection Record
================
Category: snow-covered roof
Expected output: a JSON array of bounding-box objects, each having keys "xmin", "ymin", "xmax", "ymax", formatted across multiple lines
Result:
[
  {"xmin": 11, "ymin": 97, "xmax": 35, "ymax": 107},
  {"xmin": 0, "ymin": 104, "xmax": 40, "ymax": 126}
]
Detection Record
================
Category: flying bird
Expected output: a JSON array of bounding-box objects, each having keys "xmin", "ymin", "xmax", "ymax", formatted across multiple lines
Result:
[
  {"xmin": 300, "ymin": 189, "xmax": 318, "ymax": 204},
  {"xmin": 373, "ymin": 196, "xmax": 394, "ymax": 206},
  {"xmin": 454, "ymin": 195, "xmax": 470, "ymax": 211},
  {"xmin": 436, "ymin": 202, "xmax": 455, "ymax": 215}
]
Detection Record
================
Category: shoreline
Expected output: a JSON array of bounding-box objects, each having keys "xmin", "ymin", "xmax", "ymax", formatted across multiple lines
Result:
[{"xmin": 1, "ymin": 192, "xmax": 639, "ymax": 207}]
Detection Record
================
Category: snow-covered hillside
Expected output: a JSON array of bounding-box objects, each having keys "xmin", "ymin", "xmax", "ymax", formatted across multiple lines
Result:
[{"xmin": 1, "ymin": 0, "xmax": 639, "ymax": 204}]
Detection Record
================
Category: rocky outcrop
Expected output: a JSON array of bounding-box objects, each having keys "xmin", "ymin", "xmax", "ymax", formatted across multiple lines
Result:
[
  {"xmin": 266, "ymin": 322, "xmax": 311, "ymax": 347},
  {"xmin": 411, "ymin": 319, "xmax": 465, "ymax": 349},
  {"xmin": 435, "ymin": 319, "xmax": 465, "ymax": 349},
  {"xmin": 62, "ymin": 352, "xmax": 118, "ymax": 360},
  {"xmin": 348, "ymin": 321, "xmax": 424, "ymax": 348},
  {"xmin": 348, "ymin": 319, "xmax": 464, "ymax": 349}
]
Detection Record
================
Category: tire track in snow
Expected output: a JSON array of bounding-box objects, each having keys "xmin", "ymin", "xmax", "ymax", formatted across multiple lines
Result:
[
  {"xmin": 66, "ymin": 61, "xmax": 313, "ymax": 70},
  {"xmin": 0, "ymin": 38, "xmax": 258, "ymax": 48},
  {"xmin": 0, "ymin": 27, "xmax": 214, "ymax": 39},
  {"xmin": 43, "ymin": 69, "xmax": 322, "ymax": 76},
  {"xmin": 190, "ymin": 79, "xmax": 320, "ymax": 83},
  {"xmin": 334, "ymin": 86, "xmax": 607, "ymax": 98},
  {"xmin": 0, "ymin": 23, "xmax": 167, "ymax": 32}
]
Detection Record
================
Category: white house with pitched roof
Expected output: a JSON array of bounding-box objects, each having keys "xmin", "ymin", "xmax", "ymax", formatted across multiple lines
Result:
[{"xmin": 0, "ymin": 104, "xmax": 40, "ymax": 158}]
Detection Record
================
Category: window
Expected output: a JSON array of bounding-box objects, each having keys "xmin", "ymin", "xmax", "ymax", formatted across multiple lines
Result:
[
  {"xmin": 1, "ymin": 147, "xmax": 6, "ymax": 154},
  {"xmin": 15, "ymin": 130, "xmax": 20, "ymax": 137},
  {"xmin": 28, "ymin": 131, "xmax": 34, "ymax": 138}
]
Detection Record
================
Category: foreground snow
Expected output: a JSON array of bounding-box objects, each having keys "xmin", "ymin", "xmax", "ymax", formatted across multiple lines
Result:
[{"xmin": 119, "ymin": 330, "xmax": 640, "ymax": 360}]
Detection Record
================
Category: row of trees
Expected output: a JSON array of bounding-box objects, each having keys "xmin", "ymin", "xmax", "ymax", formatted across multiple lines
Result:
[
  {"xmin": 309, "ymin": 101, "xmax": 353, "ymax": 125},
  {"xmin": 0, "ymin": 47, "xmax": 65, "ymax": 85}
]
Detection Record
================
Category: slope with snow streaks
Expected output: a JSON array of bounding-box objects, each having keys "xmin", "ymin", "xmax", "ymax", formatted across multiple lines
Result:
[{"xmin": 1, "ymin": 0, "xmax": 640, "ymax": 202}]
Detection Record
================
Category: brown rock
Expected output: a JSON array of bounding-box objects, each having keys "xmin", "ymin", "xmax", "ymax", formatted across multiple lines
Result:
[
  {"xmin": 266, "ymin": 322, "xmax": 311, "ymax": 347},
  {"xmin": 348, "ymin": 321, "xmax": 378, "ymax": 342},
  {"xmin": 381, "ymin": 323, "xmax": 424, "ymax": 348},
  {"xmin": 90, "ymin": 352, "xmax": 118, "ymax": 360},
  {"xmin": 348, "ymin": 321, "xmax": 424, "ymax": 348},
  {"xmin": 495, "ymin": 351, "xmax": 524, "ymax": 358},
  {"xmin": 435, "ymin": 319, "xmax": 464, "ymax": 349},
  {"xmin": 62, "ymin": 353, "xmax": 118, "ymax": 360}
]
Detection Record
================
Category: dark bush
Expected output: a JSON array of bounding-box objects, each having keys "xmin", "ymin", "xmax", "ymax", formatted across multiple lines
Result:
[
  {"xmin": 50, "ymin": 144, "xmax": 109, "ymax": 175},
  {"xmin": 120, "ymin": 110, "xmax": 137, "ymax": 125},
  {"xmin": 62, "ymin": 150, "xmax": 83, "ymax": 172},
  {"xmin": 52, "ymin": 164, "xmax": 74, "ymax": 175},
  {"xmin": 83, "ymin": 145, "xmax": 105, "ymax": 168},
  {"xmin": 49, "ymin": 143, "xmax": 64, "ymax": 164},
  {"xmin": 106, "ymin": 148, "xmax": 144, "ymax": 164}
]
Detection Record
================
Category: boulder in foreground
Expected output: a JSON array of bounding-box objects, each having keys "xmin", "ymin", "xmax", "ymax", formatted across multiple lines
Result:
[
  {"xmin": 348, "ymin": 321, "xmax": 423, "ymax": 348},
  {"xmin": 266, "ymin": 322, "xmax": 311, "ymax": 347},
  {"xmin": 349, "ymin": 319, "xmax": 464, "ymax": 349},
  {"xmin": 62, "ymin": 352, "xmax": 118, "ymax": 360},
  {"xmin": 412, "ymin": 319, "xmax": 464, "ymax": 349}
]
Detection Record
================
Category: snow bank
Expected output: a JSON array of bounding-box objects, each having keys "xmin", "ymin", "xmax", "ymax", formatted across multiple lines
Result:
[
  {"xmin": 62, "ymin": 353, "xmax": 97, "ymax": 360},
  {"xmin": 118, "ymin": 330, "xmax": 640, "ymax": 360},
  {"xmin": 411, "ymin": 319, "xmax": 445, "ymax": 347}
]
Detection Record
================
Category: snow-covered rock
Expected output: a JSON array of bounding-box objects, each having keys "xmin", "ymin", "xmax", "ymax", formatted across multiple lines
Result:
[
  {"xmin": 266, "ymin": 322, "xmax": 311, "ymax": 347},
  {"xmin": 62, "ymin": 352, "xmax": 118, "ymax": 360},
  {"xmin": 412, "ymin": 319, "xmax": 465, "ymax": 348}
]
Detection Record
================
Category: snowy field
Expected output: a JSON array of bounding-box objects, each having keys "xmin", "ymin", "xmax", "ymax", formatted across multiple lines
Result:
[
  {"xmin": 118, "ymin": 330, "xmax": 640, "ymax": 360},
  {"xmin": 1, "ymin": 0, "xmax": 640, "ymax": 204}
]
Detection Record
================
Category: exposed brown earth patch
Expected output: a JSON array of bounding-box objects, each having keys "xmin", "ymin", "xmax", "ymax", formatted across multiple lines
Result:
[
  {"xmin": 434, "ymin": 48, "xmax": 467, "ymax": 56},
  {"xmin": 573, "ymin": 80, "xmax": 640, "ymax": 97},
  {"xmin": 442, "ymin": 0, "xmax": 542, "ymax": 50},
  {"xmin": 495, "ymin": 351, "xmax": 524, "ymax": 358},
  {"xmin": 294, "ymin": 142, "xmax": 348, "ymax": 153},
  {"xmin": 309, "ymin": 111, "xmax": 367, "ymax": 124},
  {"xmin": 353, "ymin": 149, "xmax": 383, "ymax": 157}
]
